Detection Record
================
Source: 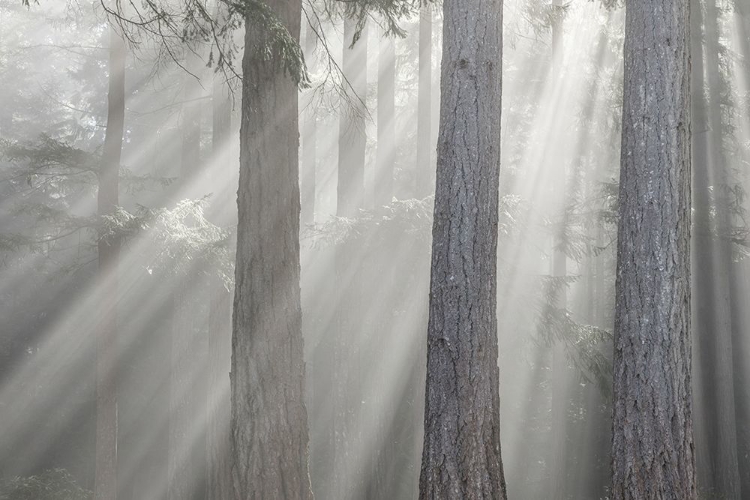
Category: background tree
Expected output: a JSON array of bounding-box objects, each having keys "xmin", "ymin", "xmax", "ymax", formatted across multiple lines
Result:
[{"xmin": 94, "ymin": 25, "xmax": 125, "ymax": 500}]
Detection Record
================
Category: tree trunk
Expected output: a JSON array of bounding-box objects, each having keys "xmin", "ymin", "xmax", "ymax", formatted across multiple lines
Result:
[
  {"xmin": 418, "ymin": 0, "xmax": 506, "ymax": 496},
  {"xmin": 168, "ymin": 55, "xmax": 205, "ymax": 500},
  {"xmin": 206, "ymin": 74, "xmax": 232, "ymax": 500},
  {"xmin": 231, "ymin": 1, "xmax": 313, "ymax": 497},
  {"xmin": 94, "ymin": 25, "xmax": 125, "ymax": 500},
  {"xmin": 547, "ymin": 4, "xmax": 571, "ymax": 497},
  {"xmin": 374, "ymin": 29, "xmax": 395, "ymax": 207},
  {"xmin": 690, "ymin": 0, "xmax": 742, "ymax": 496},
  {"xmin": 415, "ymin": 4, "xmax": 432, "ymax": 199},
  {"xmin": 332, "ymin": 16, "xmax": 369, "ymax": 499},
  {"xmin": 301, "ymin": 19, "xmax": 317, "ymax": 226},
  {"xmin": 611, "ymin": 0, "xmax": 696, "ymax": 497},
  {"xmin": 338, "ymin": 17, "xmax": 367, "ymax": 217}
]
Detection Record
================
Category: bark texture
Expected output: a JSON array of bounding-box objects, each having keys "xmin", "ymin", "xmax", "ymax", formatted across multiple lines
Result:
[
  {"xmin": 94, "ymin": 25, "xmax": 125, "ymax": 500},
  {"xmin": 231, "ymin": 1, "xmax": 313, "ymax": 497},
  {"xmin": 418, "ymin": 0, "xmax": 506, "ymax": 496},
  {"xmin": 611, "ymin": 0, "xmax": 696, "ymax": 497}
]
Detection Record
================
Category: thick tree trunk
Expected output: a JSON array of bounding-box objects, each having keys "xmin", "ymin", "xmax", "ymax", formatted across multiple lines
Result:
[
  {"xmin": 611, "ymin": 0, "xmax": 696, "ymax": 497},
  {"xmin": 231, "ymin": 1, "xmax": 313, "ymax": 497},
  {"xmin": 415, "ymin": 4, "xmax": 432, "ymax": 199},
  {"xmin": 94, "ymin": 25, "xmax": 125, "ymax": 500},
  {"xmin": 418, "ymin": 0, "xmax": 506, "ymax": 496},
  {"xmin": 374, "ymin": 30, "xmax": 395, "ymax": 207}
]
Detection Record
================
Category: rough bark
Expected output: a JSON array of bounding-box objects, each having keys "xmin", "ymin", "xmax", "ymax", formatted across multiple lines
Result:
[
  {"xmin": 415, "ymin": 4, "xmax": 432, "ymax": 199},
  {"xmin": 231, "ymin": 1, "xmax": 313, "ymax": 497},
  {"xmin": 94, "ymin": 25, "xmax": 125, "ymax": 500},
  {"xmin": 418, "ymin": 0, "xmax": 506, "ymax": 496},
  {"xmin": 611, "ymin": 0, "xmax": 696, "ymax": 497}
]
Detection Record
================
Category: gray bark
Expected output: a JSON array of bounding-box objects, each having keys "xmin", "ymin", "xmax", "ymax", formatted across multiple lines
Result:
[
  {"xmin": 94, "ymin": 25, "xmax": 125, "ymax": 500},
  {"xmin": 611, "ymin": 0, "xmax": 696, "ymax": 497},
  {"xmin": 231, "ymin": 1, "xmax": 313, "ymax": 497},
  {"xmin": 418, "ymin": 0, "xmax": 506, "ymax": 496}
]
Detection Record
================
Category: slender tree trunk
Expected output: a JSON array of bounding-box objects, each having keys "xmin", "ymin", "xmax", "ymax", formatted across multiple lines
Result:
[
  {"xmin": 690, "ymin": 0, "xmax": 742, "ymax": 496},
  {"xmin": 375, "ymin": 30, "xmax": 395, "ymax": 207},
  {"xmin": 418, "ymin": 0, "xmax": 506, "ymax": 496},
  {"xmin": 611, "ymin": 0, "xmax": 696, "ymax": 497},
  {"xmin": 206, "ymin": 74, "xmax": 232, "ymax": 500},
  {"xmin": 338, "ymin": 17, "xmax": 367, "ymax": 217},
  {"xmin": 332, "ymin": 16, "xmax": 369, "ymax": 499},
  {"xmin": 548, "ymin": 4, "xmax": 570, "ymax": 496},
  {"xmin": 168, "ymin": 55, "xmax": 205, "ymax": 500},
  {"xmin": 732, "ymin": 1, "xmax": 750, "ymax": 493},
  {"xmin": 737, "ymin": 0, "xmax": 750, "ymax": 87},
  {"xmin": 94, "ymin": 25, "xmax": 125, "ymax": 500},
  {"xmin": 301, "ymin": 19, "xmax": 317, "ymax": 226},
  {"xmin": 231, "ymin": 1, "xmax": 313, "ymax": 497},
  {"xmin": 168, "ymin": 281, "xmax": 198, "ymax": 500},
  {"xmin": 415, "ymin": 4, "xmax": 432, "ymax": 199}
]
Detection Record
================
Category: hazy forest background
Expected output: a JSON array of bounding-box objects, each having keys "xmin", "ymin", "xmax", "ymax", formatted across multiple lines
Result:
[{"xmin": 0, "ymin": 0, "xmax": 749, "ymax": 498}]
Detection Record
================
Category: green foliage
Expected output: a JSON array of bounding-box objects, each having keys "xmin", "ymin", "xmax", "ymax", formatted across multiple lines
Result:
[{"xmin": 0, "ymin": 469, "xmax": 91, "ymax": 500}]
